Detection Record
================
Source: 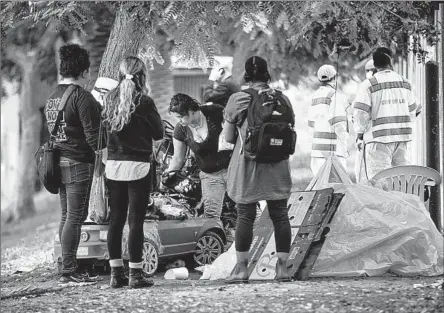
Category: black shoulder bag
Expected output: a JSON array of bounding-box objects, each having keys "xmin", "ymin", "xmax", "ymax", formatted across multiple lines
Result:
[{"xmin": 35, "ymin": 85, "xmax": 77, "ymax": 194}]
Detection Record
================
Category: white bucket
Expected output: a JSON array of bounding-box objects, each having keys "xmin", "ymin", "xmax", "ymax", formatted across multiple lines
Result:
[{"xmin": 164, "ymin": 267, "xmax": 189, "ymax": 280}]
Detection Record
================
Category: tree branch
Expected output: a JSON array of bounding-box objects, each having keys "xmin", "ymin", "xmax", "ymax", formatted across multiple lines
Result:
[{"xmin": 371, "ymin": 1, "xmax": 404, "ymax": 20}]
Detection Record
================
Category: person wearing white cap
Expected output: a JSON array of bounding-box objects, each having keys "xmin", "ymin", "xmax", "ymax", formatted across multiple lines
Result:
[
  {"xmin": 352, "ymin": 47, "xmax": 421, "ymax": 180},
  {"xmin": 308, "ymin": 64, "xmax": 350, "ymax": 176},
  {"xmin": 202, "ymin": 56, "xmax": 241, "ymax": 108},
  {"xmin": 365, "ymin": 59, "xmax": 376, "ymax": 79}
]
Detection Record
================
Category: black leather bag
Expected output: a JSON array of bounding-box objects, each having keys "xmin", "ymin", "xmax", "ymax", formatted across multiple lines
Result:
[{"xmin": 35, "ymin": 85, "xmax": 76, "ymax": 194}]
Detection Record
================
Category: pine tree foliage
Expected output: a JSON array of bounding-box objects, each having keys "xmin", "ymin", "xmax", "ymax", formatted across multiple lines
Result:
[{"xmin": 2, "ymin": 1, "xmax": 440, "ymax": 85}]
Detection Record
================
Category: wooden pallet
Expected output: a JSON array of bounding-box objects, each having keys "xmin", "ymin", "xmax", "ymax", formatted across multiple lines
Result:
[{"xmin": 240, "ymin": 188, "xmax": 343, "ymax": 281}]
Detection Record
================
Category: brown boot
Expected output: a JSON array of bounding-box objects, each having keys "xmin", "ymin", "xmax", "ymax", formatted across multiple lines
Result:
[
  {"xmin": 225, "ymin": 251, "xmax": 249, "ymax": 284},
  {"xmin": 129, "ymin": 268, "xmax": 154, "ymax": 289},
  {"xmin": 110, "ymin": 266, "xmax": 128, "ymax": 288},
  {"xmin": 275, "ymin": 254, "xmax": 292, "ymax": 282}
]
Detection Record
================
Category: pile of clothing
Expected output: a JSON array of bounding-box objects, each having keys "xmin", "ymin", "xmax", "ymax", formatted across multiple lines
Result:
[{"xmin": 147, "ymin": 194, "xmax": 193, "ymax": 221}]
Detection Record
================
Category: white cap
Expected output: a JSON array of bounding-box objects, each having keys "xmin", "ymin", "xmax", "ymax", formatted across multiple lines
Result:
[
  {"xmin": 317, "ymin": 65, "xmax": 337, "ymax": 82},
  {"xmin": 364, "ymin": 59, "xmax": 375, "ymax": 71},
  {"xmin": 209, "ymin": 56, "xmax": 234, "ymax": 81}
]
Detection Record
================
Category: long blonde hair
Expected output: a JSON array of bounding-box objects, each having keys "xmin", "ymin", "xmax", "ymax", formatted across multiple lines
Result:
[{"xmin": 103, "ymin": 56, "xmax": 151, "ymax": 133}]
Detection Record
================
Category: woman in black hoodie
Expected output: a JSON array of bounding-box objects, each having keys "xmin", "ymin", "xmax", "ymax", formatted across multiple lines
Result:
[{"xmin": 102, "ymin": 56, "xmax": 164, "ymax": 289}]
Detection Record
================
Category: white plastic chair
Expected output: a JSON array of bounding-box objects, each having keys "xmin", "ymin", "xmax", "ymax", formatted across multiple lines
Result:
[{"xmin": 372, "ymin": 165, "xmax": 442, "ymax": 204}]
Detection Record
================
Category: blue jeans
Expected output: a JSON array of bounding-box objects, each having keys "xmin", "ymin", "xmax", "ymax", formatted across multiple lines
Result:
[
  {"xmin": 59, "ymin": 157, "xmax": 94, "ymax": 274},
  {"xmin": 199, "ymin": 168, "xmax": 228, "ymax": 219}
]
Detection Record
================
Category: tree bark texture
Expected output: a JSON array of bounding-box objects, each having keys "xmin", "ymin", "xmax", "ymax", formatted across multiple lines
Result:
[
  {"xmin": 85, "ymin": 22, "xmax": 113, "ymax": 90},
  {"xmin": 98, "ymin": 9, "xmax": 149, "ymax": 80},
  {"xmin": 97, "ymin": 9, "xmax": 175, "ymax": 122},
  {"xmin": 149, "ymin": 44, "xmax": 175, "ymax": 123},
  {"xmin": 232, "ymin": 37, "xmax": 254, "ymax": 86}
]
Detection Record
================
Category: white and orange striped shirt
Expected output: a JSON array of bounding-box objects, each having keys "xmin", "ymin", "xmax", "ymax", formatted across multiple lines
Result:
[
  {"xmin": 308, "ymin": 85, "xmax": 349, "ymax": 158},
  {"xmin": 353, "ymin": 69, "xmax": 421, "ymax": 144}
]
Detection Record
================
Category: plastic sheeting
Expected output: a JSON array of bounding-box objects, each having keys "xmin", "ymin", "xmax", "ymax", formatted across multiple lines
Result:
[
  {"xmin": 200, "ymin": 184, "xmax": 443, "ymax": 280},
  {"xmin": 311, "ymin": 184, "xmax": 443, "ymax": 277}
]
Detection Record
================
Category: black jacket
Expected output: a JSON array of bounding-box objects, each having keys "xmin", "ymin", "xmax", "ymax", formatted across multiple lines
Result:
[
  {"xmin": 45, "ymin": 84, "xmax": 106, "ymax": 164},
  {"xmin": 107, "ymin": 94, "xmax": 164, "ymax": 162},
  {"xmin": 202, "ymin": 76, "xmax": 241, "ymax": 108}
]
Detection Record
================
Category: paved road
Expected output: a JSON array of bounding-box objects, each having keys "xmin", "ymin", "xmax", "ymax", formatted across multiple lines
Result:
[{"xmin": 1, "ymin": 268, "xmax": 443, "ymax": 313}]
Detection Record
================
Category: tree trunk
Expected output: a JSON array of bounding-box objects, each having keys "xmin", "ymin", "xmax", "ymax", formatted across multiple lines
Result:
[
  {"xmin": 94, "ymin": 9, "xmax": 175, "ymax": 123},
  {"xmin": 98, "ymin": 9, "xmax": 149, "ymax": 80},
  {"xmin": 3, "ymin": 24, "xmax": 59, "ymax": 223},
  {"xmin": 85, "ymin": 21, "xmax": 113, "ymax": 90},
  {"xmin": 149, "ymin": 43, "xmax": 175, "ymax": 123},
  {"xmin": 6, "ymin": 54, "xmax": 40, "ymax": 222},
  {"xmin": 232, "ymin": 37, "xmax": 254, "ymax": 86}
]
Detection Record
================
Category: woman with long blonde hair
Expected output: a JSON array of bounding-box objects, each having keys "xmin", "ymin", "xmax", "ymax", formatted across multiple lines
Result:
[{"xmin": 102, "ymin": 56, "xmax": 164, "ymax": 289}]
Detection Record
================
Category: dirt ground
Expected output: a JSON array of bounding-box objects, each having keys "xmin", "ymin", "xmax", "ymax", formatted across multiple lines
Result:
[
  {"xmin": 1, "ymin": 192, "xmax": 443, "ymax": 313},
  {"xmin": 1, "ymin": 266, "xmax": 443, "ymax": 313}
]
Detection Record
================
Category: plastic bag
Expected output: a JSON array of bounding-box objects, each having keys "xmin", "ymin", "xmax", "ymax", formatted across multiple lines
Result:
[
  {"xmin": 200, "ymin": 185, "xmax": 444, "ymax": 279},
  {"xmin": 87, "ymin": 155, "xmax": 108, "ymax": 224},
  {"xmin": 311, "ymin": 184, "xmax": 444, "ymax": 277}
]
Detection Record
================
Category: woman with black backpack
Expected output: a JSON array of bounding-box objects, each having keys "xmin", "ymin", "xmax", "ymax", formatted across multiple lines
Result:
[{"xmin": 222, "ymin": 56, "xmax": 295, "ymax": 283}]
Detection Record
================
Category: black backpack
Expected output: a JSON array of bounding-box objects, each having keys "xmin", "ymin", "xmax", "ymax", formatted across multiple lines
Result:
[{"xmin": 241, "ymin": 88, "xmax": 297, "ymax": 163}]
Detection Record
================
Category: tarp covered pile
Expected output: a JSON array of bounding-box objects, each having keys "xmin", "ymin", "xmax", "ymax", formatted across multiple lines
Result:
[{"xmin": 200, "ymin": 156, "xmax": 443, "ymax": 279}]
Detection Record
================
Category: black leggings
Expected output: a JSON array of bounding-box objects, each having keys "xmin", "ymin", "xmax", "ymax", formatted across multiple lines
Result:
[
  {"xmin": 107, "ymin": 173, "xmax": 151, "ymax": 263},
  {"xmin": 235, "ymin": 199, "xmax": 291, "ymax": 253}
]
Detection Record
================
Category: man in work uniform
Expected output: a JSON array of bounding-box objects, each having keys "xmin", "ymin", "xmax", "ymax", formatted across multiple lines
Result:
[
  {"xmin": 202, "ymin": 56, "xmax": 240, "ymax": 108},
  {"xmin": 365, "ymin": 59, "xmax": 376, "ymax": 79},
  {"xmin": 308, "ymin": 64, "xmax": 349, "ymax": 176},
  {"xmin": 354, "ymin": 59, "xmax": 377, "ymax": 182},
  {"xmin": 352, "ymin": 47, "xmax": 422, "ymax": 180}
]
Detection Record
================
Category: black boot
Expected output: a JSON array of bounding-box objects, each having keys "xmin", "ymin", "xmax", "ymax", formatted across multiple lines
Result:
[
  {"xmin": 129, "ymin": 268, "xmax": 154, "ymax": 289},
  {"xmin": 110, "ymin": 266, "xmax": 129, "ymax": 288}
]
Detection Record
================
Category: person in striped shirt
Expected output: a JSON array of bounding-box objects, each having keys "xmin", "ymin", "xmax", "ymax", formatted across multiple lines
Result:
[
  {"xmin": 352, "ymin": 47, "xmax": 422, "ymax": 180},
  {"xmin": 308, "ymin": 64, "xmax": 350, "ymax": 176}
]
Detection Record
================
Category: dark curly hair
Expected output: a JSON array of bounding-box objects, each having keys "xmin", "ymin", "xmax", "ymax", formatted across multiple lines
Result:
[
  {"xmin": 59, "ymin": 44, "xmax": 90, "ymax": 79},
  {"xmin": 373, "ymin": 47, "xmax": 393, "ymax": 69},
  {"xmin": 169, "ymin": 93, "xmax": 200, "ymax": 116}
]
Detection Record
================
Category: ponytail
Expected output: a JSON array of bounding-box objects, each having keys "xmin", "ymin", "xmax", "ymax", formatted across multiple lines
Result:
[{"xmin": 102, "ymin": 56, "xmax": 149, "ymax": 133}]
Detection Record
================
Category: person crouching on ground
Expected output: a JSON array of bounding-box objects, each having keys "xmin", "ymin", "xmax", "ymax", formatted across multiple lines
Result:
[
  {"xmin": 102, "ymin": 56, "xmax": 164, "ymax": 288},
  {"xmin": 163, "ymin": 94, "xmax": 233, "ymax": 219},
  {"xmin": 46, "ymin": 44, "xmax": 106, "ymax": 283},
  {"xmin": 222, "ymin": 56, "xmax": 294, "ymax": 283}
]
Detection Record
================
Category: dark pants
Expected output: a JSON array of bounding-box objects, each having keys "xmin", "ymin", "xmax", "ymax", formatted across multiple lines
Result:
[
  {"xmin": 235, "ymin": 199, "xmax": 291, "ymax": 253},
  {"xmin": 59, "ymin": 158, "xmax": 94, "ymax": 274},
  {"xmin": 107, "ymin": 173, "xmax": 151, "ymax": 263}
]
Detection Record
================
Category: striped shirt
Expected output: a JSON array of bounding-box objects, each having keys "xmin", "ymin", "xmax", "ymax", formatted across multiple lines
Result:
[
  {"xmin": 308, "ymin": 85, "xmax": 349, "ymax": 158},
  {"xmin": 353, "ymin": 69, "xmax": 421, "ymax": 144}
]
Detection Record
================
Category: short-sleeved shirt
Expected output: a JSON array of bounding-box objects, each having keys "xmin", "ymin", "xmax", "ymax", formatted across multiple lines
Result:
[
  {"xmin": 173, "ymin": 105, "xmax": 232, "ymax": 174},
  {"xmin": 223, "ymin": 82, "xmax": 293, "ymax": 204}
]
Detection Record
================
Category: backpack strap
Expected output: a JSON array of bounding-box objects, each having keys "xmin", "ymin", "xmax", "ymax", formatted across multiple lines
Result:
[{"xmin": 51, "ymin": 85, "xmax": 77, "ymax": 140}]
